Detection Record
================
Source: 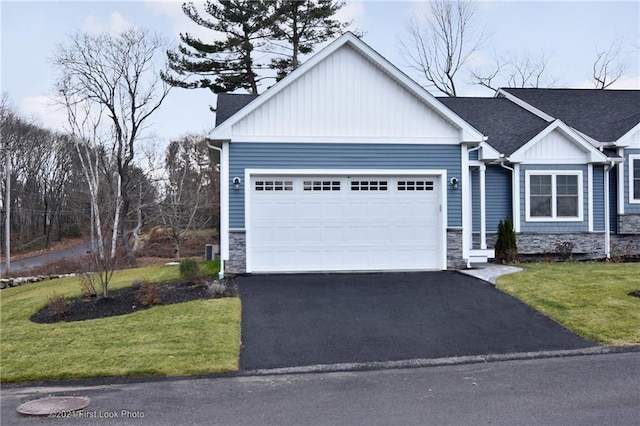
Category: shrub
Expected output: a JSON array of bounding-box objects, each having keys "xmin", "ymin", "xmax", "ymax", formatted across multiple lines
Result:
[
  {"xmin": 179, "ymin": 258, "xmax": 200, "ymax": 279},
  {"xmin": 47, "ymin": 293, "xmax": 69, "ymax": 320},
  {"xmin": 134, "ymin": 281, "xmax": 161, "ymax": 306},
  {"xmin": 79, "ymin": 273, "xmax": 98, "ymax": 298},
  {"xmin": 495, "ymin": 218, "xmax": 517, "ymax": 263},
  {"xmin": 555, "ymin": 241, "xmax": 575, "ymax": 261}
]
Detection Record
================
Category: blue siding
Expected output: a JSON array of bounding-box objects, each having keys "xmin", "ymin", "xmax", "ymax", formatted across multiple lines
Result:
[
  {"xmin": 593, "ymin": 165, "xmax": 605, "ymax": 232},
  {"xmin": 520, "ymin": 164, "xmax": 589, "ymax": 233},
  {"xmin": 486, "ymin": 165, "xmax": 512, "ymax": 233},
  {"xmin": 472, "ymin": 165, "xmax": 512, "ymax": 234},
  {"xmin": 625, "ymin": 149, "xmax": 640, "ymax": 214},
  {"xmin": 471, "ymin": 169, "xmax": 479, "ymax": 232},
  {"xmin": 229, "ymin": 143, "xmax": 463, "ymax": 228},
  {"xmin": 609, "ymin": 166, "xmax": 618, "ymax": 233}
]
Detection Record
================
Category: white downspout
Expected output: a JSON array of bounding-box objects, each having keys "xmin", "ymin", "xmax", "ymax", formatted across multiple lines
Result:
[{"xmin": 206, "ymin": 141, "xmax": 225, "ymax": 280}]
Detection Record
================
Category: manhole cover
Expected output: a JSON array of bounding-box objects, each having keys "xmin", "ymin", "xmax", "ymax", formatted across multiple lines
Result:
[{"xmin": 17, "ymin": 396, "xmax": 90, "ymax": 417}]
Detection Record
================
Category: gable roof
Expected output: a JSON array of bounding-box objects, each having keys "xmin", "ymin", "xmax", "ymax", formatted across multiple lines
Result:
[
  {"xmin": 210, "ymin": 32, "xmax": 484, "ymax": 142},
  {"xmin": 437, "ymin": 97, "xmax": 549, "ymax": 155},
  {"xmin": 499, "ymin": 88, "xmax": 640, "ymax": 142},
  {"xmin": 215, "ymin": 93, "xmax": 258, "ymax": 126}
]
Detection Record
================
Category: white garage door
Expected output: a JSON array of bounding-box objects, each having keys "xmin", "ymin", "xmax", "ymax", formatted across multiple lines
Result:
[{"xmin": 248, "ymin": 175, "xmax": 443, "ymax": 272}]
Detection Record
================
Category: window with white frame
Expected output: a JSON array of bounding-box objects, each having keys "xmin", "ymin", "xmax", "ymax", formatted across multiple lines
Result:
[
  {"xmin": 526, "ymin": 171, "xmax": 582, "ymax": 221},
  {"xmin": 631, "ymin": 155, "xmax": 640, "ymax": 203}
]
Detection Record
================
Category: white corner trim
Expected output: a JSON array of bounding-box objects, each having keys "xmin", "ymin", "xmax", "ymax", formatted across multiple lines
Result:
[
  {"xmin": 618, "ymin": 148, "xmax": 625, "ymax": 213},
  {"xmin": 461, "ymin": 145, "xmax": 471, "ymax": 261},
  {"xmin": 513, "ymin": 164, "xmax": 521, "ymax": 232},
  {"xmin": 588, "ymin": 164, "xmax": 593, "ymax": 232},
  {"xmin": 524, "ymin": 170, "xmax": 584, "ymax": 222},
  {"xmin": 630, "ymin": 154, "xmax": 640, "ymax": 204}
]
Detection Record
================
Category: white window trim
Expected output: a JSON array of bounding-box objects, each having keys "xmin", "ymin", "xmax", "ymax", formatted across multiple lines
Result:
[
  {"xmin": 525, "ymin": 170, "xmax": 583, "ymax": 222},
  {"xmin": 629, "ymin": 155, "xmax": 640, "ymax": 204}
]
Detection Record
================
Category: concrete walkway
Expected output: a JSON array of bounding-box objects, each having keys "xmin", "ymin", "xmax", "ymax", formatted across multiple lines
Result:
[{"xmin": 459, "ymin": 263, "xmax": 523, "ymax": 285}]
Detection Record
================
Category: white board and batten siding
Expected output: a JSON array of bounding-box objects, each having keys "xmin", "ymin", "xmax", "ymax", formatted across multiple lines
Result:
[
  {"xmin": 519, "ymin": 129, "xmax": 590, "ymax": 163},
  {"xmin": 246, "ymin": 172, "xmax": 446, "ymax": 273},
  {"xmin": 231, "ymin": 45, "xmax": 460, "ymax": 143}
]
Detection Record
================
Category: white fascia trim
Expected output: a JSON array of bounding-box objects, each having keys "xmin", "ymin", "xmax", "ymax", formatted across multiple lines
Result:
[
  {"xmin": 524, "ymin": 170, "xmax": 584, "ymax": 222},
  {"xmin": 496, "ymin": 89, "xmax": 555, "ymax": 122},
  {"xmin": 588, "ymin": 164, "xmax": 593, "ymax": 232},
  {"xmin": 229, "ymin": 136, "xmax": 461, "ymax": 144},
  {"xmin": 509, "ymin": 120, "xmax": 609, "ymax": 164},
  {"xmin": 615, "ymin": 122, "xmax": 640, "ymax": 148},
  {"xmin": 618, "ymin": 148, "xmax": 625, "ymax": 214},
  {"xmin": 244, "ymin": 168, "xmax": 449, "ymax": 271},
  {"xmin": 630, "ymin": 154, "xmax": 640, "ymax": 204},
  {"xmin": 221, "ymin": 141, "xmax": 230, "ymax": 260},
  {"xmin": 574, "ymin": 128, "xmax": 602, "ymax": 147},
  {"xmin": 210, "ymin": 32, "xmax": 484, "ymax": 143}
]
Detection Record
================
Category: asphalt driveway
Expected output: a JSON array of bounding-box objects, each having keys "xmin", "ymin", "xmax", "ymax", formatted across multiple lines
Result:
[{"xmin": 238, "ymin": 272, "xmax": 595, "ymax": 370}]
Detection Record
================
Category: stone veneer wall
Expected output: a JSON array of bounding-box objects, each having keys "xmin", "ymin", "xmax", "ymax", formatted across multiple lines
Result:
[
  {"xmin": 226, "ymin": 231, "xmax": 247, "ymax": 274},
  {"xmin": 473, "ymin": 232, "xmax": 640, "ymax": 259},
  {"xmin": 447, "ymin": 229, "xmax": 465, "ymax": 269},
  {"xmin": 618, "ymin": 214, "xmax": 640, "ymax": 235}
]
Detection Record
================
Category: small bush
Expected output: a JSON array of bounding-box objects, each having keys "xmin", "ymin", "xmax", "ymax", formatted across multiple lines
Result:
[
  {"xmin": 134, "ymin": 281, "xmax": 161, "ymax": 306},
  {"xmin": 495, "ymin": 217, "xmax": 517, "ymax": 263},
  {"xmin": 555, "ymin": 241, "xmax": 575, "ymax": 261},
  {"xmin": 79, "ymin": 274, "xmax": 98, "ymax": 298},
  {"xmin": 47, "ymin": 293, "xmax": 69, "ymax": 320},
  {"xmin": 180, "ymin": 258, "xmax": 200, "ymax": 279}
]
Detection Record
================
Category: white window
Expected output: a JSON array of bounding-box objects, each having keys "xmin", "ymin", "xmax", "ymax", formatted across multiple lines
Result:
[
  {"xmin": 255, "ymin": 180, "xmax": 293, "ymax": 191},
  {"xmin": 351, "ymin": 181, "xmax": 388, "ymax": 191},
  {"xmin": 630, "ymin": 155, "xmax": 640, "ymax": 203},
  {"xmin": 525, "ymin": 171, "xmax": 583, "ymax": 221},
  {"xmin": 303, "ymin": 180, "xmax": 341, "ymax": 191},
  {"xmin": 397, "ymin": 180, "xmax": 434, "ymax": 191}
]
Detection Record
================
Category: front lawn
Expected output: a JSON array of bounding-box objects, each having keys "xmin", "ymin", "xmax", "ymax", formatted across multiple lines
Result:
[
  {"xmin": 0, "ymin": 264, "xmax": 241, "ymax": 382},
  {"xmin": 496, "ymin": 262, "xmax": 640, "ymax": 345}
]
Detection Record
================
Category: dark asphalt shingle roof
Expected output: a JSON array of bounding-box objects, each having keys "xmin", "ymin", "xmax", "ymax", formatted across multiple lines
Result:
[
  {"xmin": 501, "ymin": 88, "xmax": 640, "ymax": 142},
  {"xmin": 438, "ymin": 97, "xmax": 550, "ymax": 155},
  {"xmin": 215, "ymin": 93, "xmax": 259, "ymax": 126}
]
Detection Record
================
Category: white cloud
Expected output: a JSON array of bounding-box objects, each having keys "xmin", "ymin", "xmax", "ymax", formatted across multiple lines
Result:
[
  {"xmin": 82, "ymin": 11, "xmax": 135, "ymax": 35},
  {"xmin": 609, "ymin": 74, "xmax": 640, "ymax": 90},
  {"xmin": 19, "ymin": 95, "xmax": 68, "ymax": 132},
  {"xmin": 145, "ymin": 0, "xmax": 222, "ymax": 44},
  {"xmin": 338, "ymin": 1, "xmax": 366, "ymax": 26}
]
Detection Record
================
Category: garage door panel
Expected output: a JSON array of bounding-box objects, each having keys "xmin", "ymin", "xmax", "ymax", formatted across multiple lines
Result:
[{"xmin": 249, "ymin": 175, "xmax": 442, "ymax": 272}]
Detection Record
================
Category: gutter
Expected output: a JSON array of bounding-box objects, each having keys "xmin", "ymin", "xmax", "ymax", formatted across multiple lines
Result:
[{"xmin": 205, "ymin": 139, "xmax": 225, "ymax": 280}]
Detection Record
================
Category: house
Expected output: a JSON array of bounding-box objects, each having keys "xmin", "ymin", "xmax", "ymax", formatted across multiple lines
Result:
[{"xmin": 208, "ymin": 32, "xmax": 640, "ymax": 274}]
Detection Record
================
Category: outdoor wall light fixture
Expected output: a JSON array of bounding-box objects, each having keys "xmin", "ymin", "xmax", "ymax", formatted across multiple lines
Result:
[
  {"xmin": 232, "ymin": 177, "xmax": 241, "ymax": 189},
  {"xmin": 450, "ymin": 177, "xmax": 459, "ymax": 189}
]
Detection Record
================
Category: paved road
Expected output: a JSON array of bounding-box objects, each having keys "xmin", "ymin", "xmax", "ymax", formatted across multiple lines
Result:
[
  {"xmin": 0, "ymin": 242, "xmax": 92, "ymax": 275},
  {"xmin": 239, "ymin": 272, "xmax": 594, "ymax": 370},
  {"xmin": 2, "ymin": 352, "xmax": 638, "ymax": 425}
]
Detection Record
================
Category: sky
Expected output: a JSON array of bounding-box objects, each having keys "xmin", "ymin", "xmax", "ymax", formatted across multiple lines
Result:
[{"xmin": 1, "ymin": 0, "xmax": 639, "ymax": 149}]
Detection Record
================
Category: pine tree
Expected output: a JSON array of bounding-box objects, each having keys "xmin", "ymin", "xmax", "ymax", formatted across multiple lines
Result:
[
  {"xmin": 162, "ymin": 1, "xmax": 275, "ymax": 94},
  {"xmin": 495, "ymin": 217, "xmax": 517, "ymax": 263},
  {"xmin": 269, "ymin": 0, "xmax": 352, "ymax": 80}
]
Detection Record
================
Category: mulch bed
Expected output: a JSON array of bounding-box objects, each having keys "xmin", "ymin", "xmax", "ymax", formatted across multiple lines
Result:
[{"xmin": 30, "ymin": 277, "xmax": 237, "ymax": 324}]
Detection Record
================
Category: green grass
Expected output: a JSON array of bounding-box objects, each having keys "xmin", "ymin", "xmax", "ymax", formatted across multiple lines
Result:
[
  {"xmin": 0, "ymin": 263, "xmax": 241, "ymax": 382},
  {"xmin": 496, "ymin": 262, "xmax": 640, "ymax": 345}
]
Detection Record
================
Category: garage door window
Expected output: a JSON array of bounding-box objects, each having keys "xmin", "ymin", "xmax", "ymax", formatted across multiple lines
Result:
[
  {"xmin": 351, "ymin": 181, "xmax": 388, "ymax": 191},
  {"xmin": 303, "ymin": 180, "xmax": 341, "ymax": 191},
  {"xmin": 398, "ymin": 181, "xmax": 434, "ymax": 191},
  {"xmin": 255, "ymin": 180, "xmax": 293, "ymax": 191}
]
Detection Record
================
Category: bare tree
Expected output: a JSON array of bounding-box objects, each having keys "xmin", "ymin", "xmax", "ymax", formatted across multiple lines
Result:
[
  {"xmin": 592, "ymin": 41, "xmax": 630, "ymax": 89},
  {"xmin": 401, "ymin": 0, "xmax": 485, "ymax": 96},
  {"xmin": 54, "ymin": 28, "xmax": 171, "ymax": 261},
  {"xmin": 470, "ymin": 52, "xmax": 557, "ymax": 92},
  {"xmin": 158, "ymin": 135, "xmax": 212, "ymax": 259}
]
